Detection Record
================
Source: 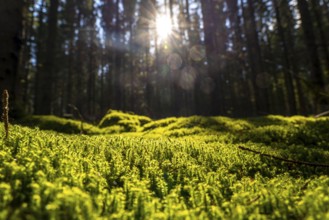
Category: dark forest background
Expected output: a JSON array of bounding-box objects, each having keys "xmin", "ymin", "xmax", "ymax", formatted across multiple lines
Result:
[{"xmin": 0, "ymin": 0, "xmax": 329, "ymax": 121}]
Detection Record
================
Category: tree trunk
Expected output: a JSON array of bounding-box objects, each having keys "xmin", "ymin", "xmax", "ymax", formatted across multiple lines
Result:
[
  {"xmin": 273, "ymin": 0, "xmax": 297, "ymax": 115},
  {"xmin": 0, "ymin": 0, "xmax": 24, "ymax": 111},
  {"xmin": 310, "ymin": 0, "xmax": 329, "ymax": 75},
  {"xmin": 243, "ymin": 0, "xmax": 270, "ymax": 115},
  {"xmin": 65, "ymin": 0, "xmax": 76, "ymax": 114},
  {"xmin": 22, "ymin": 1, "xmax": 35, "ymax": 113},
  {"xmin": 200, "ymin": 0, "xmax": 226, "ymax": 115},
  {"xmin": 297, "ymin": 0, "xmax": 326, "ymax": 111},
  {"xmin": 281, "ymin": 0, "xmax": 307, "ymax": 114},
  {"xmin": 297, "ymin": 0, "xmax": 325, "ymax": 88},
  {"xmin": 40, "ymin": 0, "xmax": 59, "ymax": 114},
  {"xmin": 227, "ymin": 0, "xmax": 253, "ymax": 116},
  {"xmin": 34, "ymin": 0, "xmax": 46, "ymax": 114}
]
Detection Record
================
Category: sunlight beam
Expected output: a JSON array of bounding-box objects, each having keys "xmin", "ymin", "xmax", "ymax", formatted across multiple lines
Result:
[{"xmin": 156, "ymin": 14, "xmax": 172, "ymax": 41}]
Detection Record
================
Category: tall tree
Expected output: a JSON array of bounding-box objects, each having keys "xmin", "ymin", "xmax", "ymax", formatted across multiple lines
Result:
[
  {"xmin": 310, "ymin": 0, "xmax": 329, "ymax": 74},
  {"xmin": 243, "ymin": 0, "xmax": 270, "ymax": 114},
  {"xmin": 297, "ymin": 0, "xmax": 325, "ymax": 111},
  {"xmin": 200, "ymin": 0, "xmax": 227, "ymax": 115},
  {"xmin": 272, "ymin": 0, "xmax": 297, "ymax": 115},
  {"xmin": 63, "ymin": 0, "xmax": 77, "ymax": 114},
  {"xmin": 0, "ymin": 0, "xmax": 25, "ymax": 111},
  {"xmin": 226, "ymin": 0, "xmax": 253, "ymax": 116},
  {"xmin": 122, "ymin": 0, "xmax": 137, "ymax": 111},
  {"xmin": 297, "ymin": 0, "xmax": 326, "ymax": 96},
  {"xmin": 37, "ymin": 0, "xmax": 59, "ymax": 114}
]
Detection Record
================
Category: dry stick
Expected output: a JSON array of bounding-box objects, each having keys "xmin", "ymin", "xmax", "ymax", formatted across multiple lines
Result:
[
  {"xmin": 68, "ymin": 104, "xmax": 85, "ymax": 134},
  {"xmin": 314, "ymin": 110, "xmax": 329, "ymax": 118},
  {"xmin": 2, "ymin": 90, "xmax": 9, "ymax": 139},
  {"xmin": 238, "ymin": 146, "xmax": 329, "ymax": 168},
  {"xmin": 247, "ymin": 195, "xmax": 261, "ymax": 205}
]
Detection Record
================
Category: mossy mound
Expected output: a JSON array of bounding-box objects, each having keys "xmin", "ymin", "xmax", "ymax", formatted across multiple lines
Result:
[
  {"xmin": 18, "ymin": 115, "xmax": 101, "ymax": 134},
  {"xmin": 98, "ymin": 110, "xmax": 152, "ymax": 133},
  {"xmin": 239, "ymin": 115, "xmax": 329, "ymax": 149},
  {"xmin": 142, "ymin": 115, "xmax": 329, "ymax": 153},
  {"xmin": 142, "ymin": 115, "xmax": 253, "ymax": 137}
]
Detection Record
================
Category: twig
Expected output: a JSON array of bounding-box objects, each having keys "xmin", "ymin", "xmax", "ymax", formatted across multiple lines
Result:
[
  {"xmin": 68, "ymin": 104, "xmax": 85, "ymax": 134},
  {"xmin": 247, "ymin": 195, "xmax": 260, "ymax": 205},
  {"xmin": 238, "ymin": 146, "xmax": 329, "ymax": 168},
  {"xmin": 314, "ymin": 110, "xmax": 329, "ymax": 118},
  {"xmin": 2, "ymin": 90, "xmax": 9, "ymax": 139}
]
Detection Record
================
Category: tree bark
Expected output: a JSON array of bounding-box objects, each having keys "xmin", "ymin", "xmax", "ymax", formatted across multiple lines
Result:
[
  {"xmin": 273, "ymin": 0, "xmax": 297, "ymax": 115},
  {"xmin": 243, "ymin": 0, "xmax": 270, "ymax": 115},
  {"xmin": 297, "ymin": 0, "xmax": 326, "ymax": 111},
  {"xmin": 39, "ymin": 0, "xmax": 59, "ymax": 114},
  {"xmin": 200, "ymin": 0, "xmax": 226, "ymax": 115},
  {"xmin": 310, "ymin": 0, "xmax": 329, "ymax": 75},
  {"xmin": 0, "ymin": 0, "xmax": 24, "ymax": 111},
  {"xmin": 297, "ymin": 0, "xmax": 325, "ymax": 88}
]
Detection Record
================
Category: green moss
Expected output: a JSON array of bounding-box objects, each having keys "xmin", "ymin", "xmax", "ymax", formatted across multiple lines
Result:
[
  {"xmin": 0, "ymin": 115, "xmax": 328, "ymax": 219},
  {"xmin": 18, "ymin": 115, "xmax": 101, "ymax": 134},
  {"xmin": 142, "ymin": 117, "xmax": 178, "ymax": 131},
  {"xmin": 98, "ymin": 109, "xmax": 152, "ymax": 133},
  {"xmin": 237, "ymin": 116, "xmax": 329, "ymax": 149},
  {"xmin": 142, "ymin": 115, "xmax": 253, "ymax": 137}
]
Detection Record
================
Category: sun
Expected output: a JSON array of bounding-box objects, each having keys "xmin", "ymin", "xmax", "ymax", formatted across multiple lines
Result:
[{"xmin": 156, "ymin": 14, "xmax": 172, "ymax": 41}]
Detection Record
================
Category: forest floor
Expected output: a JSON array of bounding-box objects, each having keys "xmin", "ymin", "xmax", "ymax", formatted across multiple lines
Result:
[{"xmin": 0, "ymin": 111, "xmax": 329, "ymax": 219}]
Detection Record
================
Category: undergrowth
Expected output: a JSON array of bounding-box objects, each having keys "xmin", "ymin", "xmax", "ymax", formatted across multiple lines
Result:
[{"xmin": 1, "ymin": 112, "xmax": 328, "ymax": 219}]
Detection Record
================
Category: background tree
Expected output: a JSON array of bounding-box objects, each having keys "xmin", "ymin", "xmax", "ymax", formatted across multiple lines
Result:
[
  {"xmin": 0, "ymin": 0, "xmax": 26, "ymax": 115},
  {"xmin": 2, "ymin": 0, "xmax": 328, "ymax": 120}
]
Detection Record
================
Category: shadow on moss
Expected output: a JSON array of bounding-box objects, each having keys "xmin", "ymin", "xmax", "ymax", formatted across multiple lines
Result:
[{"xmin": 17, "ymin": 115, "xmax": 101, "ymax": 134}]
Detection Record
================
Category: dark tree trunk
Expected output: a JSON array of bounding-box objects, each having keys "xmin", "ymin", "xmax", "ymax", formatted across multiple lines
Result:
[
  {"xmin": 280, "ymin": 0, "xmax": 308, "ymax": 114},
  {"xmin": 310, "ymin": 0, "xmax": 329, "ymax": 75},
  {"xmin": 22, "ymin": 1, "xmax": 36, "ymax": 113},
  {"xmin": 200, "ymin": 0, "xmax": 226, "ymax": 115},
  {"xmin": 34, "ymin": 0, "xmax": 46, "ymax": 114},
  {"xmin": 0, "ymin": 0, "xmax": 24, "ymax": 111},
  {"xmin": 273, "ymin": 0, "xmax": 297, "ymax": 115},
  {"xmin": 226, "ymin": 0, "xmax": 253, "ymax": 116},
  {"xmin": 39, "ymin": 0, "xmax": 59, "ymax": 114},
  {"xmin": 87, "ymin": 32, "xmax": 97, "ymax": 117},
  {"xmin": 244, "ymin": 0, "xmax": 270, "ymax": 115},
  {"xmin": 65, "ymin": 0, "xmax": 76, "ymax": 114},
  {"xmin": 297, "ymin": 0, "xmax": 326, "ymax": 111},
  {"xmin": 297, "ymin": 0, "xmax": 325, "ymax": 88}
]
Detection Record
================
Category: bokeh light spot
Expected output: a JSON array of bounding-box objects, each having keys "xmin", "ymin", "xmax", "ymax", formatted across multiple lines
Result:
[
  {"xmin": 167, "ymin": 53, "xmax": 183, "ymax": 70},
  {"xmin": 189, "ymin": 45, "xmax": 206, "ymax": 62},
  {"xmin": 179, "ymin": 66, "xmax": 197, "ymax": 91},
  {"xmin": 200, "ymin": 77, "xmax": 215, "ymax": 94}
]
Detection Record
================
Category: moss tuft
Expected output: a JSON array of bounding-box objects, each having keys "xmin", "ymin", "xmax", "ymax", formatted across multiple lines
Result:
[{"xmin": 98, "ymin": 109, "xmax": 152, "ymax": 133}]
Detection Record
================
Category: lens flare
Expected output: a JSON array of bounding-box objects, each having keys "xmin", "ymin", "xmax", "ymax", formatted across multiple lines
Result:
[
  {"xmin": 179, "ymin": 66, "xmax": 197, "ymax": 91},
  {"xmin": 156, "ymin": 14, "xmax": 172, "ymax": 41},
  {"xmin": 189, "ymin": 45, "xmax": 206, "ymax": 62},
  {"xmin": 167, "ymin": 53, "xmax": 182, "ymax": 70}
]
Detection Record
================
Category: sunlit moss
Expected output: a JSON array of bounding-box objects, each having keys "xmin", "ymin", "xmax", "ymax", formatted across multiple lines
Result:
[
  {"xmin": 98, "ymin": 109, "xmax": 152, "ymax": 133},
  {"xmin": 0, "ymin": 115, "xmax": 328, "ymax": 219}
]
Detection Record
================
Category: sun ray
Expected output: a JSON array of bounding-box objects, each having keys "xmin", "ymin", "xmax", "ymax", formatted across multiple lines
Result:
[{"xmin": 156, "ymin": 14, "xmax": 172, "ymax": 41}]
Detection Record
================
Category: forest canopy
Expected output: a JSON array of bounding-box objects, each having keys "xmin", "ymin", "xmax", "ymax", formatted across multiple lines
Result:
[{"xmin": 0, "ymin": 0, "xmax": 328, "ymax": 119}]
